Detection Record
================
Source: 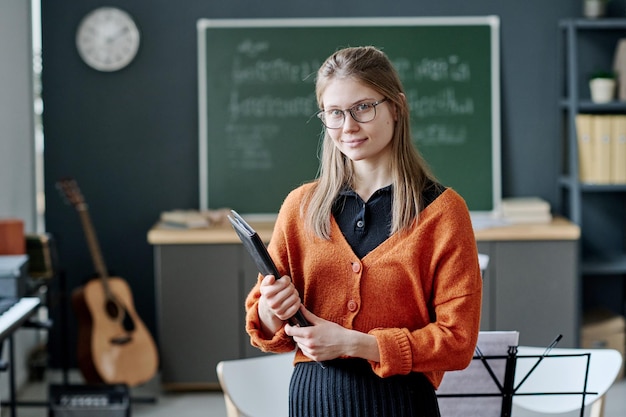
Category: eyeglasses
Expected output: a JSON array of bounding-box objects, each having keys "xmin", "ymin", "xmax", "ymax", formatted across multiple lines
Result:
[{"xmin": 316, "ymin": 98, "xmax": 388, "ymax": 129}]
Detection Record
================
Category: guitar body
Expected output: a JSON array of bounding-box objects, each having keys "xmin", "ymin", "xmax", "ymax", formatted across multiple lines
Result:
[{"xmin": 72, "ymin": 276, "xmax": 159, "ymax": 387}]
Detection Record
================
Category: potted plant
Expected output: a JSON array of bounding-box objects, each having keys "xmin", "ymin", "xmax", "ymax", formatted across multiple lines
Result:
[{"xmin": 589, "ymin": 71, "xmax": 616, "ymax": 103}]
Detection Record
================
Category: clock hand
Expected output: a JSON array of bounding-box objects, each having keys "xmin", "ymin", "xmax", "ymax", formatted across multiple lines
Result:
[{"xmin": 106, "ymin": 27, "xmax": 130, "ymax": 44}]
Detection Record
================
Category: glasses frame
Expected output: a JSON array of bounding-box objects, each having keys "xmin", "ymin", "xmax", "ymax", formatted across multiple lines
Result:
[{"xmin": 316, "ymin": 98, "xmax": 388, "ymax": 129}]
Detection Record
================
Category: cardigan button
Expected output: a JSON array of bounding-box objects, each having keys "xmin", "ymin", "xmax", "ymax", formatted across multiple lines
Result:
[
  {"xmin": 352, "ymin": 262, "xmax": 361, "ymax": 273},
  {"xmin": 347, "ymin": 300, "xmax": 358, "ymax": 312}
]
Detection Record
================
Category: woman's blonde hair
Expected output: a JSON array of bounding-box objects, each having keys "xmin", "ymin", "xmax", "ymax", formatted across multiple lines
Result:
[{"xmin": 303, "ymin": 45, "xmax": 436, "ymax": 239}]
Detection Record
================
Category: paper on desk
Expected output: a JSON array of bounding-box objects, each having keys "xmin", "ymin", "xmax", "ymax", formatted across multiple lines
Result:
[{"xmin": 470, "ymin": 212, "xmax": 511, "ymax": 230}]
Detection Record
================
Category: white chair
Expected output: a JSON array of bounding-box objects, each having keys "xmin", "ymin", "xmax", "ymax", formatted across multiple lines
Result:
[
  {"xmin": 216, "ymin": 352, "xmax": 294, "ymax": 417},
  {"xmin": 478, "ymin": 253, "xmax": 490, "ymax": 274},
  {"xmin": 513, "ymin": 346, "xmax": 623, "ymax": 417}
]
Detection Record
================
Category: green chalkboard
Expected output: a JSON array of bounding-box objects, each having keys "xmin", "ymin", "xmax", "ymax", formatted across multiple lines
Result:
[{"xmin": 198, "ymin": 17, "xmax": 501, "ymax": 215}]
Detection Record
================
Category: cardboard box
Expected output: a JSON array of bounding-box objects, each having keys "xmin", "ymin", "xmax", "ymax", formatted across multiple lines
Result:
[
  {"xmin": 0, "ymin": 218, "xmax": 25, "ymax": 255},
  {"xmin": 581, "ymin": 309, "xmax": 626, "ymax": 379}
]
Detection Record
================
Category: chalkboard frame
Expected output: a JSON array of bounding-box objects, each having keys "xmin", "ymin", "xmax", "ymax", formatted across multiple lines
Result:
[{"xmin": 198, "ymin": 16, "xmax": 501, "ymax": 218}]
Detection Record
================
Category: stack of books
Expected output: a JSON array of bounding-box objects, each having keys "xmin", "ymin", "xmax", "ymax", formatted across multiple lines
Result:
[
  {"xmin": 160, "ymin": 210, "xmax": 210, "ymax": 229},
  {"xmin": 575, "ymin": 114, "xmax": 626, "ymax": 184},
  {"xmin": 159, "ymin": 208, "xmax": 232, "ymax": 228},
  {"xmin": 501, "ymin": 197, "xmax": 552, "ymax": 224}
]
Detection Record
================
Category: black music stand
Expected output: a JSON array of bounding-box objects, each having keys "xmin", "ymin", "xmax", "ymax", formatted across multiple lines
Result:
[{"xmin": 436, "ymin": 336, "xmax": 597, "ymax": 417}]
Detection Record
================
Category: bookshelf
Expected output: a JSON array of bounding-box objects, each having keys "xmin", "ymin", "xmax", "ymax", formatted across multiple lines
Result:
[{"xmin": 559, "ymin": 19, "xmax": 626, "ymax": 313}]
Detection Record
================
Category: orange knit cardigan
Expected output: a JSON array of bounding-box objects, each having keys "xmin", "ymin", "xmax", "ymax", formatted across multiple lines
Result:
[{"xmin": 245, "ymin": 183, "xmax": 482, "ymax": 389}]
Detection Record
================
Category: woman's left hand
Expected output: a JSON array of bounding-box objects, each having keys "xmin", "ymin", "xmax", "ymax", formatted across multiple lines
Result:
[{"xmin": 284, "ymin": 308, "xmax": 380, "ymax": 363}]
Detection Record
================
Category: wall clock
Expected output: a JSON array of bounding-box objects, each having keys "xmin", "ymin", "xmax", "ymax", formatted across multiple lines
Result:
[{"xmin": 76, "ymin": 7, "xmax": 141, "ymax": 72}]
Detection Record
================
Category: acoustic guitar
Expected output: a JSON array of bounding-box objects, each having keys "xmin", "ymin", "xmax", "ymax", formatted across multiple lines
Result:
[{"xmin": 57, "ymin": 178, "xmax": 158, "ymax": 387}]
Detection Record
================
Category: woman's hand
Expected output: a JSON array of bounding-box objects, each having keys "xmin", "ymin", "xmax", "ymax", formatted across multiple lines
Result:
[
  {"xmin": 257, "ymin": 274, "xmax": 301, "ymax": 335},
  {"xmin": 285, "ymin": 308, "xmax": 380, "ymax": 363}
]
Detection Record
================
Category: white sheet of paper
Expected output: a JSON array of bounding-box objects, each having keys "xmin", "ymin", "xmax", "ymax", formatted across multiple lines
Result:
[{"xmin": 437, "ymin": 331, "xmax": 520, "ymax": 417}]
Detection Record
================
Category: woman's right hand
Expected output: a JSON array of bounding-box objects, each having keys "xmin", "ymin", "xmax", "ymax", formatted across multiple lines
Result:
[{"xmin": 257, "ymin": 274, "xmax": 302, "ymax": 335}]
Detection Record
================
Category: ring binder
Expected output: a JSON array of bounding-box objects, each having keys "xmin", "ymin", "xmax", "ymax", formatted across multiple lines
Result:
[{"xmin": 228, "ymin": 210, "xmax": 309, "ymax": 328}]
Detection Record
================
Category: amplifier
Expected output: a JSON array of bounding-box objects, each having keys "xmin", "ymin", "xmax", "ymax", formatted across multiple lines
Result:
[{"xmin": 49, "ymin": 384, "xmax": 130, "ymax": 417}]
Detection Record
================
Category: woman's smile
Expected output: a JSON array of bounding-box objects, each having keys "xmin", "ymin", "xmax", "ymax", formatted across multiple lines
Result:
[{"xmin": 341, "ymin": 137, "xmax": 367, "ymax": 146}]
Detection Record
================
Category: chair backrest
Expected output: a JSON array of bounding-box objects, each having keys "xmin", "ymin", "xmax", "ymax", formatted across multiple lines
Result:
[
  {"xmin": 478, "ymin": 253, "xmax": 489, "ymax": 275},
  {"xmin": 216, "ymin": 352, "xmax": 294, "ymax": 417},
  {"xmin": 513, "ymin": 346, "xmax": 623, "ymax": 414}
]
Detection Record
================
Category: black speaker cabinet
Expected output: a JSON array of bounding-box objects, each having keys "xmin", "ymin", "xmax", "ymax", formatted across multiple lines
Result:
[
  {"xmin": 49, "ymin": 384, "xmax": 130, "ymax": 417},
  {"xmin": 26, "ymin": 233, "xmax": 58, "ymax": 280}
]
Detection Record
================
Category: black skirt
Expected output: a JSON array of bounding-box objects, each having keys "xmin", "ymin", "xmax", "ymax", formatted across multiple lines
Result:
[{"xmin": 289, "ymin": 359, "xmax": 441, "ymax": 417}]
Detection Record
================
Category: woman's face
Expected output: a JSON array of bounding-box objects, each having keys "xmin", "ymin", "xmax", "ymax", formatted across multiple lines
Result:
[{"xmin": 320, "ymin": 78, "xmax": 396, "ymax": 165}]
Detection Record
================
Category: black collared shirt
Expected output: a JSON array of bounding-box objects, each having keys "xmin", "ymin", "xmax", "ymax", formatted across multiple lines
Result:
[{"xmin": 332, "ymin": 180, "xmax": 444, "ymax": 258}]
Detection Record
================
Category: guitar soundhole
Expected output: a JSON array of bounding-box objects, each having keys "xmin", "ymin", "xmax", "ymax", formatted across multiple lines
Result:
[
  {"xmin": 105, "ymin": 298, "xmax": 136, "ymax": 333},
  {"xmin": 105, "ymin": 300, "xmax": 119, "ymax": 319},
  {"xmin": 122, "ymin": 310, "xmax": 136, "ymax": 332}
]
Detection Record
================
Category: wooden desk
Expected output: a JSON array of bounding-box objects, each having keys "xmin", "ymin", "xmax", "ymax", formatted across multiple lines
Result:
[
  {"xmin": 148, "ymin": 216, "xmax": 580, "ymax": 244},
  {"xmin": 474, "ymin": 217, "xmax": 580, "ymax": 241},
  {"xmin": 148, "ymin": 221, "xmax": 274, "ymax": 245},
  {"xmin": 148, "ymin": 217, "xmax": 581, "ymax": 389}
]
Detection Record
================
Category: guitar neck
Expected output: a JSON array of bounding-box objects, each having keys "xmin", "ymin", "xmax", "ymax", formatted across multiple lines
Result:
[{"xmin": 77, "ymin": 204, "xmax": 110, "ymax": 285}]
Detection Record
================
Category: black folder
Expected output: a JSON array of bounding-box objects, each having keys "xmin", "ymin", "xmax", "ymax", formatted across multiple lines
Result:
[{"xmin": 228, "ymin": 210, "xmax": 309, "ymax": 327}]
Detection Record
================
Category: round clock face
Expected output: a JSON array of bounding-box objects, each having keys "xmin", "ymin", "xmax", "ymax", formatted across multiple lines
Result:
[{"xmin": 76, "ymin": 7, "xmax": 140, "ymax": 72}]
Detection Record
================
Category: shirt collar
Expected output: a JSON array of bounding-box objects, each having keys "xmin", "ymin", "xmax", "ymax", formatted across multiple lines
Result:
[{"xmin": 338, "ymin": 184, "xmax": 393, "ymax": 197}]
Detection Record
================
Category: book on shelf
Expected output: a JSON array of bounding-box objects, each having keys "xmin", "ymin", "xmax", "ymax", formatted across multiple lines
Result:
[
  {"xmin": 575, "ymin": 114, "xmax": 626, "ymax": 185},
  {"xmin": 591, "ymin": 114, "xmax": 611, "ymax": 184},
  {"xmin": 576, "ymin": 114, "xmax": 594, "ymax": 183},
  {"xmin": 611, "ymin": 115, "xmax": 626, "ymax": 183}
]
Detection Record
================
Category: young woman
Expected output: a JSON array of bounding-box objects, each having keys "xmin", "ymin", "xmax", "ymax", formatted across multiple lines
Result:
[{"xmin": 245, "ymin": 45, "xmax": 482, "ymax": 417}]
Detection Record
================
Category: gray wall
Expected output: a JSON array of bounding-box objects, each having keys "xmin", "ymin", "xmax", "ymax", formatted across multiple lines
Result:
[
  {"xmin": 0, "ymin": 0, "xmax": 41, "ymax": 395},
  {"xmin": 0, "ymin": 0, "xmax": 36, "ymax": 231},
  {"xmin": 36, "ymin": 1, "xmax": 622, "ymax": 366}
]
